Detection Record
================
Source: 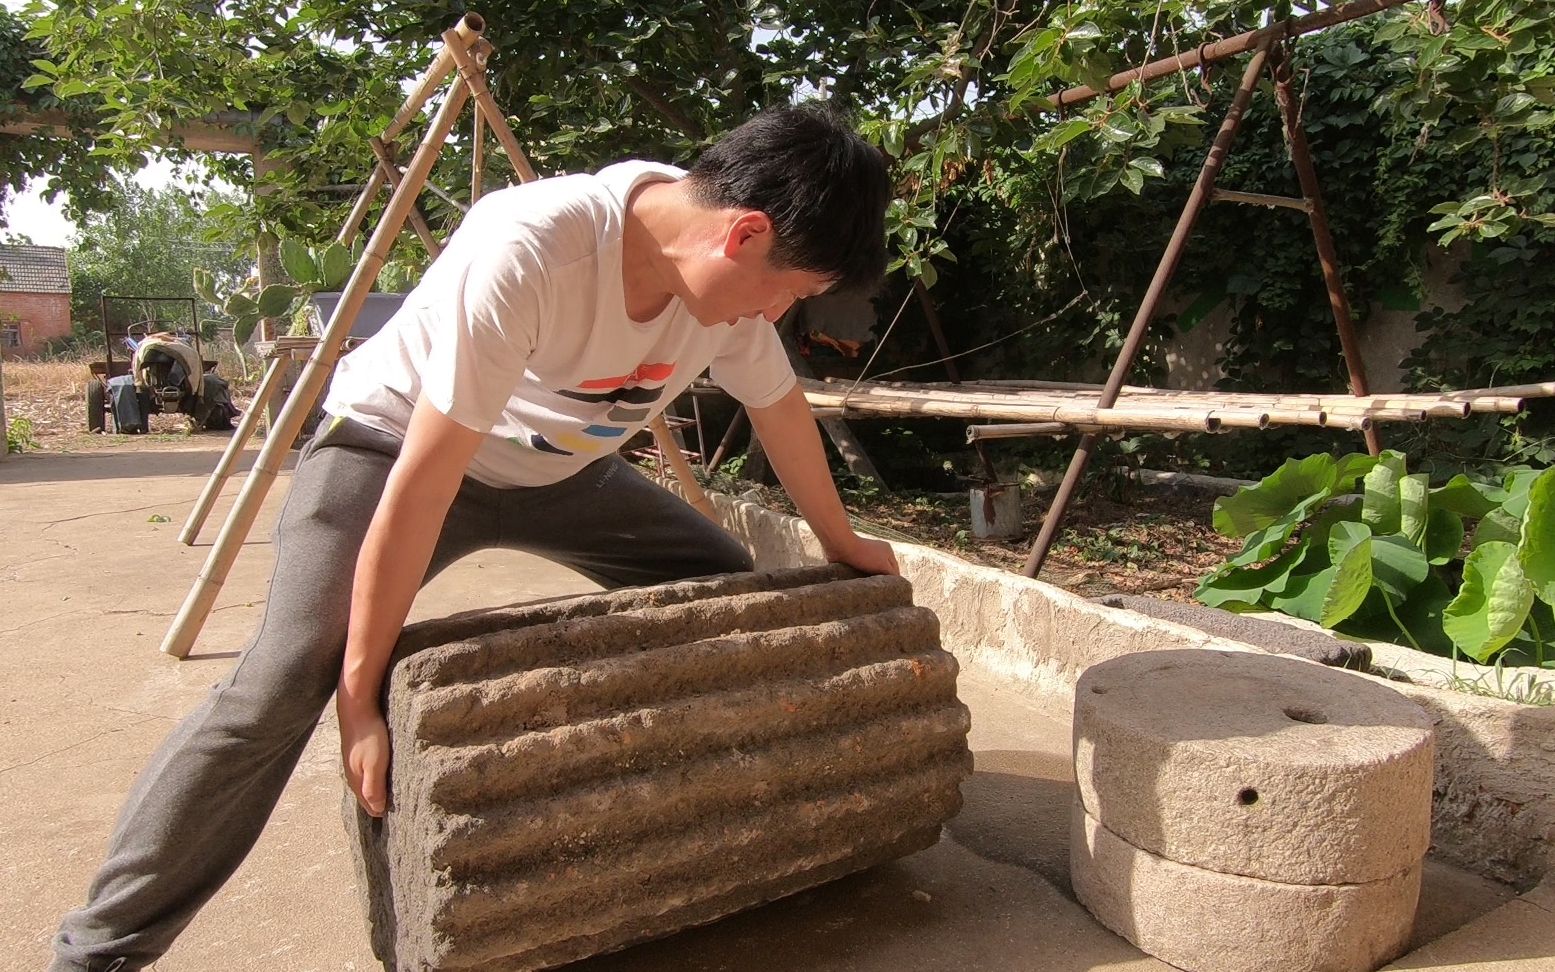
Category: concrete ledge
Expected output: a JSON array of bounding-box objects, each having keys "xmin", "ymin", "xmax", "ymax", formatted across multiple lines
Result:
[{"xmin": 692, "ymin": 485, "xmax": 1555, "ymax": 889}]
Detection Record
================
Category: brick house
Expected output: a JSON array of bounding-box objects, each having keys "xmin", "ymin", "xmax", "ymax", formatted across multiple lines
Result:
[{"xmin": 0, "ymin": 244, "xmax": 72, "ymax": 359}]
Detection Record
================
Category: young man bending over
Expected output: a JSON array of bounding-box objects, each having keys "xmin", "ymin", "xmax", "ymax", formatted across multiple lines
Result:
[{"xmin": 52, "ymin": 103, "xmax": 895, "ymax": 971}]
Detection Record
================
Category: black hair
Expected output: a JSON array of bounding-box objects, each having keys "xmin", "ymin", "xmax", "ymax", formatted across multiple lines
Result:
[{"xmin": 685, "ymin": 102, "xmax": 889, "ymax": 296}]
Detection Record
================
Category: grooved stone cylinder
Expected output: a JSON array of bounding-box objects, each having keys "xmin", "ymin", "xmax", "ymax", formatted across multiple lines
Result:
[
  {"xmin": 1071, "ymin": 649, "xmax": 1435, "ymax": 972},
  {"xmin": 344, "ymin": 565, "xmax": 971, "ymax": 971}
]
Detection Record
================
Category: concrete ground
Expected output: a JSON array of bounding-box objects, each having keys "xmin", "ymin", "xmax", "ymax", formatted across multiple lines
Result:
[{"xmin": 2, "ymin": 442, "xmax": 1551, "ymax": 971}]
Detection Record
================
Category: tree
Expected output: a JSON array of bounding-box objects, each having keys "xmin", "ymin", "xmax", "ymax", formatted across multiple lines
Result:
[{"xmin": 68, "ymin": 179, "xmax": 254, "ymax": 345}]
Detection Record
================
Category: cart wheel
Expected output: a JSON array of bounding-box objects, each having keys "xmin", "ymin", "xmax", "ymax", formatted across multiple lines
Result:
[{"xmin": 87, "ymin": 379, "xmax": 106, "ymax": 433}]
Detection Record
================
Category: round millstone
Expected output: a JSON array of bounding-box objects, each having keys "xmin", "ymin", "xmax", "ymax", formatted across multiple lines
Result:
[
  {"xmin": 1071, "ymin": 806, "xmax": 1419, "ymax": 972},
  {"xmin": 1075, "ymin": 649, "xmax": 1434, "ymax": 885}
]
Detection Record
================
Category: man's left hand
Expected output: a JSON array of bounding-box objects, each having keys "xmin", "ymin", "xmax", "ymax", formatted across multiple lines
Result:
[{"xmin": 825, "ymin": 535, "xmax": 900, "ymax": 576}]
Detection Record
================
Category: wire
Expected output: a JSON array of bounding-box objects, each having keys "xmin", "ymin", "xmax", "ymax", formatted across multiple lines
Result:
[{"xmin": 858, "ymin": 289, "xmax": 1089, "ymax": 383}]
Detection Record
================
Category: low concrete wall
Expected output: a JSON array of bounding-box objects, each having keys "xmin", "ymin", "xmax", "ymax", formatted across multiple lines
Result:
[{"xmin": 702, "ymin": 488, "xmax": 1555, "ymax": 890}]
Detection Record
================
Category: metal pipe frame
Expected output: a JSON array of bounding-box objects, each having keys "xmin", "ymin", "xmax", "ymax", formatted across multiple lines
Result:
[{"xmin": 1022, "ymin": 36, "xmax": 1276, "ymax": 579}]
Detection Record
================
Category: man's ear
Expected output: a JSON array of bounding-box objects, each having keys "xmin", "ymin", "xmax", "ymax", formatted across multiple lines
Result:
[{"xmin": 721, "ymin": 210, "xmax": 774, "ymax": 259}]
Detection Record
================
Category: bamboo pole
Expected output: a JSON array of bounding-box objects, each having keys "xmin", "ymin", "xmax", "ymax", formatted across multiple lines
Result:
[
  {"xmin": 178, "ymin": 356, "xmax": 288, "ymax": 546},
  {"xmin": 801, "ymin": 382, "xmax": 1225, "ymax": 433},
  {"xmin": 649, "ymin": 416, "xmax": 718, "ymax": 522},
  {"xmin": 159, "ymin": 37, "xmax": 476, "ymax": 660},
  {"xmin": 444, "ymin": 41, "xmax": 539, "ymax": 184},
  {"xmin": 369, "ymin": 138, "xmax": 443, "ymax": 257},
  {"xmin": 471, "ymin": 105, "xmax": 486, "ymax": 203},
  {"xmin": 383, "ymin": 14, "xmax": 485, "ymax": 142}
]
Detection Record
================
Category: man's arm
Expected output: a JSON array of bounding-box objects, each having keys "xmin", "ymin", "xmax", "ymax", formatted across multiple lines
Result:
[
  {"xmin": 746, "ymin": 384, "xmax": 898, "ymax": 576},
  {"xmin": 337, "ymin": 395, "xmax": 485, "ymax": 816}
]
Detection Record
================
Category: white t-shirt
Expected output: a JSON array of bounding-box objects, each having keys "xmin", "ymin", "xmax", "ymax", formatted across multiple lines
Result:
[{"xmin": 324, "ymin": 161, "xmax": 796, "ymax": 487}]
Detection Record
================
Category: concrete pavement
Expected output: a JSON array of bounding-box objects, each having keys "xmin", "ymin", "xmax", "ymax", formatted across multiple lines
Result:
[{"xmin": 0, "ymin": 442, "xmax": 1545, "ymax": 971}]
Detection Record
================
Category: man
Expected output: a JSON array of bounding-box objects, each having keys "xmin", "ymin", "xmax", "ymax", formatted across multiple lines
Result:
[{"xmin": 51, "ymin": 103, "xmax": 897, "ymax": 970}]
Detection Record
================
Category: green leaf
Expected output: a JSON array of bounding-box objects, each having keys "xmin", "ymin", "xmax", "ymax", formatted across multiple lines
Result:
[
  {"xmin": 1119, "ymin": 167, "xmax": 1144, "ymax": 195},
  {"xmin": 1362, "ymin": 451, "xmax": 1407, "ymax": 535},
  {"xmin": 1424, "ymin": 507, "xmax": 1465, "ymax": 565},
  {"xmin": 1196, "ymin": 539, "xmax": 1312, "ymax": 607},
  {"xmin": 1399, "ymin": 473, "xmax": 1429, "ymax": 546},
  {"xmin": 255, "ymin": 284, "xmax": 298, "ymax": 318},
  {"xmin": 1444, "ymin": 541, "xmax": 1534, "ymax": 663},
  {"xmin": 279, "ymin": 238, "xmax": 318, "ymax": 285},
  {"xmin": 1322, "ymin": 527, "xmax": 1374, "ymax": 627},
  {"xmin": 1371, "ymin": 535, "xmax": 1430, "ymax": 600},
  {"xmin": 1430, "ymin": 474, "xmax": 1501, "ymax": 518},
  {"xmin": 1127, "ymin": 157, "xmax": 1165, "ymax": 178},
  {"xmin": 1041, "ymin": 118, "xmax": 1090, "ymax": 150},
  {"xmin": 1099, "ymin": 115, "xmax": 1138, "ymax": 143},
  {"xmin": 1473, "ymin": 508, "xmax": 1522, "ymax": 548},
  {"xmin": 1212, "ymin": 454, "xmax": 1337, "ymax": 538},
  {"xmin": 1065, "ymin": 21, "xmax": 1102, "ymax": 41},
  {"xmin": 1333, "ymin": 452, "xmax": 1380, "ymax": 492},
  {"xmin": 317, "ymin": 242, "xmax": 353, "ymax": 290},
  {"xmin": 1520, "ymin": 468, "xmax": 1555, "ymax": 606},
  {"xmin": 1272, "ymin": 566, "xmax": 1339, "ymax": 623}
]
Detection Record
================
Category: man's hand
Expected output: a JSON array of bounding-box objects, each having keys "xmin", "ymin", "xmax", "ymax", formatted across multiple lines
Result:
[
  {"xmin": 340, "ymin": 703, "xmax": 390, "ymax": 817},
  {"xmin": 824, "ymin": 534, "xmax": 900, "ymax": 576}
]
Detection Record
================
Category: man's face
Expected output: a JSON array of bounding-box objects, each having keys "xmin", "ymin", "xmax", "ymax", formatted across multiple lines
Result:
[{"xmin": 686, "ymin": 211, "xmax": 835, "ymax": 327}]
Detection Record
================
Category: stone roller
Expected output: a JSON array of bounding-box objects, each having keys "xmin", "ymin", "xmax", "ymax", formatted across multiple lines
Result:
[{"xmin": 344, "ymin": 565, "xmax": 972, "ymax": 972}]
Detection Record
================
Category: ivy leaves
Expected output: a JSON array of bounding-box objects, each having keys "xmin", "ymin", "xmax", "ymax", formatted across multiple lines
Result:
[{"xmin": 1198, "ymin": 450, "xmax": 1555, "ymax": 667}]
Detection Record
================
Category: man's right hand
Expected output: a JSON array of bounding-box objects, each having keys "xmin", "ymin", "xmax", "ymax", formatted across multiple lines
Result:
[{"xmin": 340, "ymin": 703, "xmax": 390, "ymax": 817}]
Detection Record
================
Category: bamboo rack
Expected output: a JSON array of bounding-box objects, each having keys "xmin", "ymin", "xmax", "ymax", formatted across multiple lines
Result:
[{"xmin": 807, "ymin": 374, "xmax": 1550, "ymax": 440}]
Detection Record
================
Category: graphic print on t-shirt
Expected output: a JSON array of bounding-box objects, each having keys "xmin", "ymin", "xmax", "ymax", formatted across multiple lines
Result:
[{"xmin": 524, "ymin": 361, "xmax": 675, "ymax": 456}]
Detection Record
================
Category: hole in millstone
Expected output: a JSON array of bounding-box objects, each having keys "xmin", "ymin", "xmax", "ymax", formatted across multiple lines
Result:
[
  {"xmin": 1236, "ymin": 788, "xmax": 1259, "ymax": 806},
  {"xmin": 1091, "ymin": 686, "xmax": 1108, "ymax": 695},
  {"xmin": 1283, "ymin": 706, "xmax": 1328, "ymax": 725}
]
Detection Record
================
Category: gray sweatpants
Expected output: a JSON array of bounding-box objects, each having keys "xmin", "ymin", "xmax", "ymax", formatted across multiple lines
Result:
[{"xmin": 51, "ymin": 418, "xmax": 753, "ymax": 972}]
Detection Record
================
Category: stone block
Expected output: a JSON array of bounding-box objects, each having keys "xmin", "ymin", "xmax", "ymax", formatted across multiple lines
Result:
[
  {"xmin": 1075, "ymin": 649, "xmax": 1434, "ymax": 885},
  {"xmin": 345, "ymin": 565, "xmax": 972, "ymax": 971},
  {"xmin": 1072, "ymin": 807, "xmax": 1420, "ymax": 972}
]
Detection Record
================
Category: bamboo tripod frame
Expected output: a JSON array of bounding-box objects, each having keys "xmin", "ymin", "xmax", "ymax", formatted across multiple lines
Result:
[{"xmin": 163, "ymin": 16, "xmax": 713, "ymax": 658}]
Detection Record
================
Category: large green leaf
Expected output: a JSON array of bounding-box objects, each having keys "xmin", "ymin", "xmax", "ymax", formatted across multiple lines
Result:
[
  {"xmin": 1333, "ymin": 452, "xmax": 1380, "ymax": 492},
  {"xmin": 1444, "ymin": 541, "xmax": 1535, "ymax": 663},
  {"xmin": 191, "ymin": 267, "xmax": 219, "ymax": 305},
  {"xmin": 1271, "ymin": 566, "xmax": 1339, "ymax": 624},
  {"xmin": 1196, "ymin": 539, "xmax": 1311, "ymax": 608},
  {"xmin": 1399, "ymin": 473, "xmax": 1430, "ymax": 547},
  {"xmin": 1473, "ymin": 508, "xmax": 1522, "ymax": 549},
  {"xmin": 1371, "ymin": 535, "xmax": 1430, "ymax": 600},
  {"xmin": 1322, "ymin": 527, "xmax": 1374, "ymax": 628},
  {"xmin": 1224, "ymin": 492, "xmax": 1330, "ymax": 567},
  {"xmin": 1424, "ymin": 507, "xmax": 1465, "ymax": 565},
  {"xmin": 1521, "ymin": 468, "xmax": 1555, "ymax": 607},
  {"xmin": 1361, "ymin": 451, "xmax": 1407, "ymax": 535},
  {"xmin": 280, "ymin": 237, "xmax": 319, "ymax": 285},
  {"xmin": 1430, "ymin": 474, "xmax": 1501, "ymax": 518},
  {"xmin": 1213, "ymin": 454, "xmax": 1336, "ymax": 539}
]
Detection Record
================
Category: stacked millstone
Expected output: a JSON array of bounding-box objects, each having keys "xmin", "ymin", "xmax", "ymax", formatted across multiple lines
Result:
[
  {"xmin": 344, "ymin": 564, "xmax": 971, "ymax": 972},
  {"xmin": 1071, "ymin": 649, "xmax": 1435, "ymax": 972}
]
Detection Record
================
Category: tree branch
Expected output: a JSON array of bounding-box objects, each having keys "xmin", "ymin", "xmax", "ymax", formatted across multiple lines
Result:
[{"xmin": 624, "ymin": 77, "xmax": 707, "ymax": 141}]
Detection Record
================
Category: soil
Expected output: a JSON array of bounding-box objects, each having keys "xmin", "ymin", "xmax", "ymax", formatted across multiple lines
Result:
[{"xmin": 4, "ymin": 357, "xmax": 1237, "ymax": 601}]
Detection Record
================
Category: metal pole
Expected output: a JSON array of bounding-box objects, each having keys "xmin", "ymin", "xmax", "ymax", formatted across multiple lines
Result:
[
  {"xmin": 1022, "ymin": 37, "xmax": 1275, "ymax": 579},
  {"xmin": 1271, "ymin": 47, "xmax": 1383, "ymax": 456},
  {"xmin": 1041, "ymin": 0, "xmax": 1416, "ymax": 112}
]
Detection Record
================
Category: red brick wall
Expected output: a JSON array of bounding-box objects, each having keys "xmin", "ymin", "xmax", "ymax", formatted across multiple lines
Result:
[{"xmin": 0, "ymin": 292, "xmax": 72, "ymax": 359}]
